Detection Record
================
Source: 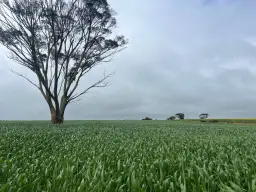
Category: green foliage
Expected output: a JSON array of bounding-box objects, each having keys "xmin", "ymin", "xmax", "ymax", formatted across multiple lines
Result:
[
  {"xmin": 167, "ymin": 116, "xmax": 176, "ymax": 120},
  {"xmin": 142, "ymin": 117, "xmax": 152, "ymax": 120},
  {"xmin": 199, "ymin": 113, "xmax": 209, "ymax": 119},
  {"xmin": 1, "ymin": 121, "xmax": 256, "ymax": 191},
  {"xmin": 175, "ymin": 113, "xmax": 185, "ymax": 120}
]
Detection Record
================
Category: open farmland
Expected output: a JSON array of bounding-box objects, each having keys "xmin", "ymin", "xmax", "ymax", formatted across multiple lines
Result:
[
  {"xmin": 1, "ymin": 121, "xmax": 256, "ymax": 191},
  {"xmin": 189, "ymin": 118, "xmax": 256, "ymax": 124}
]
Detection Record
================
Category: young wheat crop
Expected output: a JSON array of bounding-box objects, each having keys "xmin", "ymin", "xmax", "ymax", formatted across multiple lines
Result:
[{"xmin": 0, "ymin": 121, "xmax": 256, "ymax": 191}]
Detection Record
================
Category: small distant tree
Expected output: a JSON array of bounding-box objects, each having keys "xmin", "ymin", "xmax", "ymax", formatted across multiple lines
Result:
[
  {"xmin": 199, "ymin": 113, "xmax": 209, "ymax": 119},
  {"xmin": 167, "ymin": 116, "xmax": 175, "ymax": 120},
  {"xmin": 175, "ymin": 113, "xmax": 185, "ymax": 120},
  {"xmin": 142, "ymin": 117, "xmax": 152, "ymax": 120}
]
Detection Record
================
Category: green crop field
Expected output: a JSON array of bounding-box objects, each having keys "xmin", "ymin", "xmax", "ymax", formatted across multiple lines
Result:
[
  {"xmin": 190, "ymin": 118, "xmax": 256, "ymax": 124},
  {"xmin": 1, "ymin": 120, "xmax": 256, "ymax": 191}
]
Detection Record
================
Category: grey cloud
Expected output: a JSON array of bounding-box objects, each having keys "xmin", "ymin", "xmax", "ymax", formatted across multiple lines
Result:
[{"xmin": 1, "ymin": 0, "xmax": 256, "ymax": 120}]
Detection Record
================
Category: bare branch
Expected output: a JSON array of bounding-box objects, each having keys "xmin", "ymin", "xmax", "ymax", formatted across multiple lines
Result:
[
  {"xmin": 67, "ymin": 72, "xmax": 114, "ymax": 103},
  {"xmin": 68, "ymin": 98, "xmax": 82, "ymax": 104},
  {"xmin": 10, "ymin": 68, "xmax": 39, "ymax": 89}
]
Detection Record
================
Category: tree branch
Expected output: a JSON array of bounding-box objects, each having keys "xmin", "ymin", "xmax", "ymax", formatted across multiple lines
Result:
[
  {"xmin": 67, "ymin": 72, "xmax": 114, "ymax": 103},
  {"xmin": 10, "ymin": 68, "xmax": 40, "ymax": 89}
]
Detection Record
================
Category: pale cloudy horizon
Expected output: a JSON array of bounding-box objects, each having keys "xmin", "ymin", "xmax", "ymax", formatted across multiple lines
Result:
[{"xmin": 1, "ymin": 0, "xmax": 256, "ymax": 120}]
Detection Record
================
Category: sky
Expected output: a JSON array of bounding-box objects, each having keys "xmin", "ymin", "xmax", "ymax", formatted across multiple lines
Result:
[{"xmin": 1, "ymin": 0, "xmax": 256, "ymax": 120}]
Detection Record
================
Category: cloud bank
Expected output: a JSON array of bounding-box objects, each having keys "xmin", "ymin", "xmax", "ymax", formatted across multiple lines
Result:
[{"xmin": 0, "ymin": 0, "xmax": 256, "ymax": 120}]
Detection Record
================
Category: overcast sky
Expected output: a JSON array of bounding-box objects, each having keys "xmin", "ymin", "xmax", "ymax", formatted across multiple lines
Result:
[{"xmin": 1, "ymin": 0, "xmax": 256, "ymax": 120}]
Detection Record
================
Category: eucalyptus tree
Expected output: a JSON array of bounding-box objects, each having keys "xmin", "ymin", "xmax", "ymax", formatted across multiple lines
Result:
[{"xmin": 0, "ymin": 0, "xmax": 127, "ymax": 123}]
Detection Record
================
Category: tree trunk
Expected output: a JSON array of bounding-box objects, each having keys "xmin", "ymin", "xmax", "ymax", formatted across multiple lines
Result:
[
  {"xmin": 51, "ymin": 111, "xmax": 64, "ymax": 124},
  {"xmin": 47, "ymin": 95, "xmax": 67, "ymax": 124}
]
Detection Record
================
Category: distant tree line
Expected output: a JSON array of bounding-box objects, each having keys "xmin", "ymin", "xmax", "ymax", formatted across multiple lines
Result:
[{"xmin": 142, "ymin": 113, "xmax": 209, "ymax": 120}]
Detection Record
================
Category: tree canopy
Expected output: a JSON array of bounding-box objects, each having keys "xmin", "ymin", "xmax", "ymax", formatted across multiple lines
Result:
[
  {"xmin": 199, "ymin": 113, "xmax": 209, "ymax": 119},
  {"xmin": 175, "ymin": 113, "xmax": 185, "ymax": 120}
]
